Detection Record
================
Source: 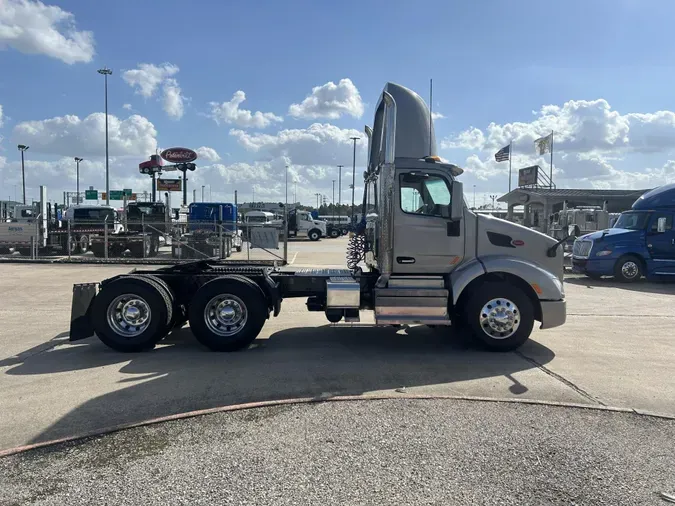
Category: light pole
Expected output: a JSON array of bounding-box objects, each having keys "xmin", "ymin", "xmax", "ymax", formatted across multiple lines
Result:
[
  {"xmin": 337, "ymin": 164, "xmax": 343, "ymax": 220},
  {"xmin": 490, "ymin": 194, "xmax": 498, "ymax": 209},
  {"xmin": 75, "ymin": 157, "xmax": 83, "ymax": 203},
  {"xmin": 285, "ymin": 165, "xmax": 288, "ymax": 208},
  {"xmin": 97, "ymin": 67, "xmax": 113, "ymax": 205},
  {"xmin": 332, "ymin": 180, "xmax": 335, "ymax": 213},
  {"xmin": 350, "ymin": 137, "xmax": 359, "ymax": 224},
  {"xmin": 201, "ymin": 185, "xmax": 205, "ymax": 202},
  {"xmin": 17, "ymin": 145, "xmax": 29, "ymax": 204},
  {"xmin": 473, "ymin": 184, "xmax": 476, "ymax": 209}
]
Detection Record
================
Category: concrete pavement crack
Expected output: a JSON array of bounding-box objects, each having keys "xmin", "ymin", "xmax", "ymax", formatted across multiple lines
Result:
[{"xmin": 514, "ymin": 350, "xmax": 606, "ymax": 406}]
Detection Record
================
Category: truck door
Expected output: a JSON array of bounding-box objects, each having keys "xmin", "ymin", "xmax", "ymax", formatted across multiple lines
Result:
[
  {"xmin": 647, "ymin": 211, "xmax": 675, "ymax": 275},
  {"xmin": 392, "ymin": 170, "xmax": 464, "ymax": 274}
]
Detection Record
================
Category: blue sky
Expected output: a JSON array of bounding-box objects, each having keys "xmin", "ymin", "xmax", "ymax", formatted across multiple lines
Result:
[{"xmin": 1, "ymin": 0, "xmax": 675, "ymax": 205}]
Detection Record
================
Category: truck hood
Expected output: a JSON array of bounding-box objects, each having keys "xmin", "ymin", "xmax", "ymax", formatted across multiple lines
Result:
[
  {"xmin": 476, "ymin": 213, "xmax": 563, "ymax": 278},
  {"xmin": 580, "ymin": 228, "xmax": 642, "ymax": 242}
]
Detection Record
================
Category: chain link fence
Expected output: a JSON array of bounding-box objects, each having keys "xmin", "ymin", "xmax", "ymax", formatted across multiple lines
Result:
[{"xmin": 0, "ymin": 218, "xmax": 288, "ymax": 265}]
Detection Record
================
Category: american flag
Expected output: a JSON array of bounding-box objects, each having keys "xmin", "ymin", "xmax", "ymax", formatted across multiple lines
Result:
[{"xmin": 494, "ymin": 145, "xmax": 510, "ymax": 162}]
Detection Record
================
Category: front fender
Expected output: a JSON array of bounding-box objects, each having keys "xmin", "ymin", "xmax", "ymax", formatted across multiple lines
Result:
[
  {"xmin": 449, "ymin": 259, "xmax": 486, "ymax": 305},
  {"xmin": 480, "ymin": 255, "xmax": 564, "ymax": 300}
]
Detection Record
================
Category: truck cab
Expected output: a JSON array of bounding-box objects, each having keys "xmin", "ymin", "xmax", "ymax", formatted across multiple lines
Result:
[
  {"xmin": 572, "ymin": 183, "xmax": 675, "ymax": 282},
  {"xmin": 288, "ymin": 209, "xmax": 326, "ymax": 241}
]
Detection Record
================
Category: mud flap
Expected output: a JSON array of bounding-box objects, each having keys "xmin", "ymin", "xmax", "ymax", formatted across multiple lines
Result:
[{"xmin": 69, "ymin": 283, "xmax": 97, "ymax": 341}]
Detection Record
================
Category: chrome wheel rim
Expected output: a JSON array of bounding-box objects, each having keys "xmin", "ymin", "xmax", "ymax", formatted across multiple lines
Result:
[
  {"xmin": 621, "ymin": 261, "xmax": 638, "ymax": 279},
  {"xmin": 107, "ymin": 294, "xmax": 151, "ymax": 337},
  {"xmin": 479, "ymin": 298, "xmax": 520, "ymax": 339},
  {"xmin": 204, "ymin": 294, "xmax": 247, "ymax": 337}
]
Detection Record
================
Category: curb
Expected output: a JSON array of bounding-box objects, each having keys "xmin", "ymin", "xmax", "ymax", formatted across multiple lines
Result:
[{"xmin": 1, "ymin": 393, "xmax": 673, "ymax": 458}]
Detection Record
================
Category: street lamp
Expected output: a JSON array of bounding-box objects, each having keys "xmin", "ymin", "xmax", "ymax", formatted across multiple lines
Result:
[
  {"xmin": 489, "ymin": 194, "xmax": 498, "ymax": 209},
  {"xmin": 350, "ymin": 137, "xmax": 359, "ymax": 224},
  {"xmin": 17, "ymin": 145, "xmax": 29, "ymax": 204},
  {"xmin": 337, "ymin": 164, "xmax": 343, "ymax": 220},
  {"xmin": 201, "ymin": 185, "xmax": 205, "ymax": 202},
  {"xmin": 97, "ymin": 67, "xmax": 113, "ymax": 205},
  {"xmin": 332, "ymin": 180, "xmax": 335, "ymax": 212},
  {"xmin": 473, "ymin": 184, "xmax": 476, "ymax": 209},
  {"xmin": 75, "ymin": 157, "xmax": 83, "ymax": 203}
]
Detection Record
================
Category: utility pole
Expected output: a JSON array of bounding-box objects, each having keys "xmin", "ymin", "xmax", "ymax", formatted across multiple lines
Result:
[
  {"xmin": 332, "ymin": 180, "xmax": 335, "ymax": 213},
  {"xmin": 97, "ymin": 67, "xmax": 112, "ymax": 205},
  {"xmin": 17, "ymin": 145, "xmax": 29, "ymax": 204},
  {"xmin": 285, "ymin": 165, "xmax": 289, "ymax": 208},
  {"xmin": 473, "ymin": 184, "xmax": 476, "ymax": 209},
  {"xmin": 75, "ymin": 157, "xmax": 83, "ymax": 203},
  {"xmin": 201, "ymin": 185, "xmax": 205, "ymax": 202},
  {"xmin": 350, "ymin": 137, "xmax": 359, "ymax": 224}
]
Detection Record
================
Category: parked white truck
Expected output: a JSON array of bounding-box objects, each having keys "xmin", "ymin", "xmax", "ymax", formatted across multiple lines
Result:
[{"xmin": 69, "ymin": 82, "xmax": 570, "ymax": 353}]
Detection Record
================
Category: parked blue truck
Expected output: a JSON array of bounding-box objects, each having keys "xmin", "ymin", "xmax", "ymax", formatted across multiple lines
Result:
[
  {"xmin": 572, "ymin": 183, "xmax": 675, "ymax": 282},
  {"xmin": 171, "ymin": 202, "xmax": 242, "ymax": 259}
]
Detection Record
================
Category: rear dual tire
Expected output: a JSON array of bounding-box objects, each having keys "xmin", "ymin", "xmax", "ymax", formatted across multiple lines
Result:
[
  {"xmin": 188, "ymin": 277, "xmax": 267, "ymax": 352},
  {"xmin": 92, "ymin": 275, "xmax": 175, "ymax": 352}
]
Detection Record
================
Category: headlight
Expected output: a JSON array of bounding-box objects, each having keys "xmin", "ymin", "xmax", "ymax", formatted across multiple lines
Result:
[{"xmin": 596, "ymin": 250, "xmax": 612, "ymax": 257}]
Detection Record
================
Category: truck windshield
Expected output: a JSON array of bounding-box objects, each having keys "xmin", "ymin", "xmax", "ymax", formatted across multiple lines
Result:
[
  {"xmin": 128, "ymin": 204, "xmax": 165, "ymax": 218},
  {"xmin": 613, "ymin": 212, "xmax": 649, "ymax": 230},
  {"xmin": 73, "ymin": 208, "xmax": 115, "ymax": 222}
]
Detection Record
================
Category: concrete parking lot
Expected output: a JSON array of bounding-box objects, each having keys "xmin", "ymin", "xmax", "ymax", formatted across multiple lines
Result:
[{"xmin": 0, "ymin": 236, "xmax": 673, "ymax": 454}]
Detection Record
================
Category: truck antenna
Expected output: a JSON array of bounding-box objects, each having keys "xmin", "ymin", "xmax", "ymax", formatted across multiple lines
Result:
[{"xmin": 429, "ymin": 78, "xmax": 433, "ymax": 156}]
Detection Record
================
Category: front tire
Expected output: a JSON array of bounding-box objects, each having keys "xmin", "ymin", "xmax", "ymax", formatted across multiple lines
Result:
[
  {"xmin": 463, "ymin": 282, "xmax": 534, "ymax": 351},
  {"xmin": 308, "ymin": 229, "xmax": 321, "ymax": 241},
  {"xmin": 188, "ymin": 277, "xmax": 267, "ymax": 352},
  {"xmin": 614, "ymin": 255, "xmax": 642, "ymax": 283},
  {"xmin": 91, "ymin": 276, "xmax": 172, "ymax": 352}
]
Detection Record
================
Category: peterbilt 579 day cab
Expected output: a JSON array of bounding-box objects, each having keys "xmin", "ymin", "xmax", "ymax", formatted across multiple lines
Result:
[
  {"xmin": 572, "ymin": 183, "xmax": 675, "ymax": 282},
  {"xmin": 69, "ymin": 82, "xmax": 569, "ymax": 353}
]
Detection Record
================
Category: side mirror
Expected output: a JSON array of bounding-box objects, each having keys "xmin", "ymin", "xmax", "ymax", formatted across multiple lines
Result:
[
  {"xmin": 657, "ymin": 217, "xmax": 667, "ymax": 233},
  {"xmin": 567, "ymin": 224, "xmax": 580, "ymax": 238},
  {"xmin": 451, "ymin": 181, "xmax": 464, "ymax": 220}
]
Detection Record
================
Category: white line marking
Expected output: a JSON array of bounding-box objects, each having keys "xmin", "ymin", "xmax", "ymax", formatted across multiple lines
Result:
[{"xmin": 289, "ymin": 252, "xmax": 298, "ymax": 265}]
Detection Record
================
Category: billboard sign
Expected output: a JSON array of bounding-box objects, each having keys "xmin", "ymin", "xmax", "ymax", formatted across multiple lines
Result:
[
  {"xmin": 160, "ymin": 147, "xmax": 198, "ymax": 164},
  {"xmin": 157, "ymin": 178, "xmax": 182, "ymax": 191},
  {"xmin": 518, "ymin": 165, "xmax": 539, "ymax": 187}
]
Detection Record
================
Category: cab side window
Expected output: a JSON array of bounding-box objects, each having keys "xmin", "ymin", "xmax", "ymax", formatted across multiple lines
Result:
[
  {"xmin": 650, "ymin": 213, "xmax": 673, "ymax": 232},
  {"xmin": 400, "ymin": 174, "xmax": 451, "ymax": 217}
]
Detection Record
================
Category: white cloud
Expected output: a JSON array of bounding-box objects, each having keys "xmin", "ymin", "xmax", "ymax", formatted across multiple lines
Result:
[
  {"xmin": 122, "ymin": 103, "xmax": 132, "ymax": 111},
  {"xmin": 0, "ymin": 0, "xmax": 95, "ymax": 64},
  {"xmin": 229, "ymin": 122, "xmax": 367, "ymax": 166},
  {"xmin": 288, "ymin": 78, "xmax": 364, "ymax": 119},
  {"xmin": 162, "ymin": 78, "xmax": 185, "ymax": 120},
  {"xmin": 441, "ymin": 127, "xmax": 484, "ymax": 150},
  {"xmin": 0, "ymin": 103, "xmax": 3, "ymax": 127},
  {"xmin": 122, "ymin": 63, "xmax": 179, "ymax": 98},
  {"xmin": 208, "ymin": 91, "xmax": 282, "ymax": 129},
  {"xmin": 440, "ymin": 97, "xmax": 675, "ymax": 191},
  {"xmin": 12, "ymin": 112, "xmax": 158, "ymax": 157},
  {"xmin": 195, "ymin": 146, "xmax": 220, "ymax": 162},
  {"xmin": 432, "ymin": 112, "xmax": 445, "ymax": 120}
]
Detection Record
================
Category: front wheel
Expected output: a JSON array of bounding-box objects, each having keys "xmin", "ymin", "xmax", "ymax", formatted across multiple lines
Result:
[
  {"xmin": 614, "ymin": 255, "xmax": 642, "ymax": 283},
  {"xmin": 463, "ymin": 282, "xmax": 535, "ymax": 352},
  {"xmin": 308, "ymin": 229, "xmax": 321, "ymax": 241}
]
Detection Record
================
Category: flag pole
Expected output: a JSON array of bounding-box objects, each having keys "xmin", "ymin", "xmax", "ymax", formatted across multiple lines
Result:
[
  {"xmin": 549, "ymin": 130, "xmax": 554, "ymax": 188},
  {"xmin": 508, "ymin": 140, "xmax": 513, "ymax": 192}
]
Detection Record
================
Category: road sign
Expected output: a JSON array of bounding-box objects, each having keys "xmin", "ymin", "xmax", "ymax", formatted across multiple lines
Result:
[
  {"xmin": 109, "ymin": 190, "xmax": 124, "ymax": 200},
  {"xmin": 157, "ymin": 178, "xmax": 182, "ymax": 191},
  {"xmin": 85, "ymin": 190, "xmax": 98, "ymax": 200},
  {"xmin": 160, "ymin": 147, "xmax": 198, "ymax": 163},
  {"xmin": 123, "ymin": 188, "xmax": 132, "ymax": 197},
  {"xmin": 100, "ymin": 192, "xmax": 107, "ymax": 200},
  {"xmin": 130, "ymin": 193, "xmax": 137, "ymax": 201}
]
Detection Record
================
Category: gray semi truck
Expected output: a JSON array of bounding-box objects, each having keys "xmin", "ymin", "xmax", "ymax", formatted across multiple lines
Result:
[{"xmin": 69, "ymin": 82, "xmax": 570, "ymax": 353}]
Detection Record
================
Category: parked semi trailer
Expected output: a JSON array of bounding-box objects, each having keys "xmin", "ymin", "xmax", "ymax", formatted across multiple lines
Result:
[
  {"xmin": 572, "ymin": 183, "xmax": 675, "ymax": 282},
  {"xmin": 69, "ymin": 82, "xmax": 569, "ymax": 353}
]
